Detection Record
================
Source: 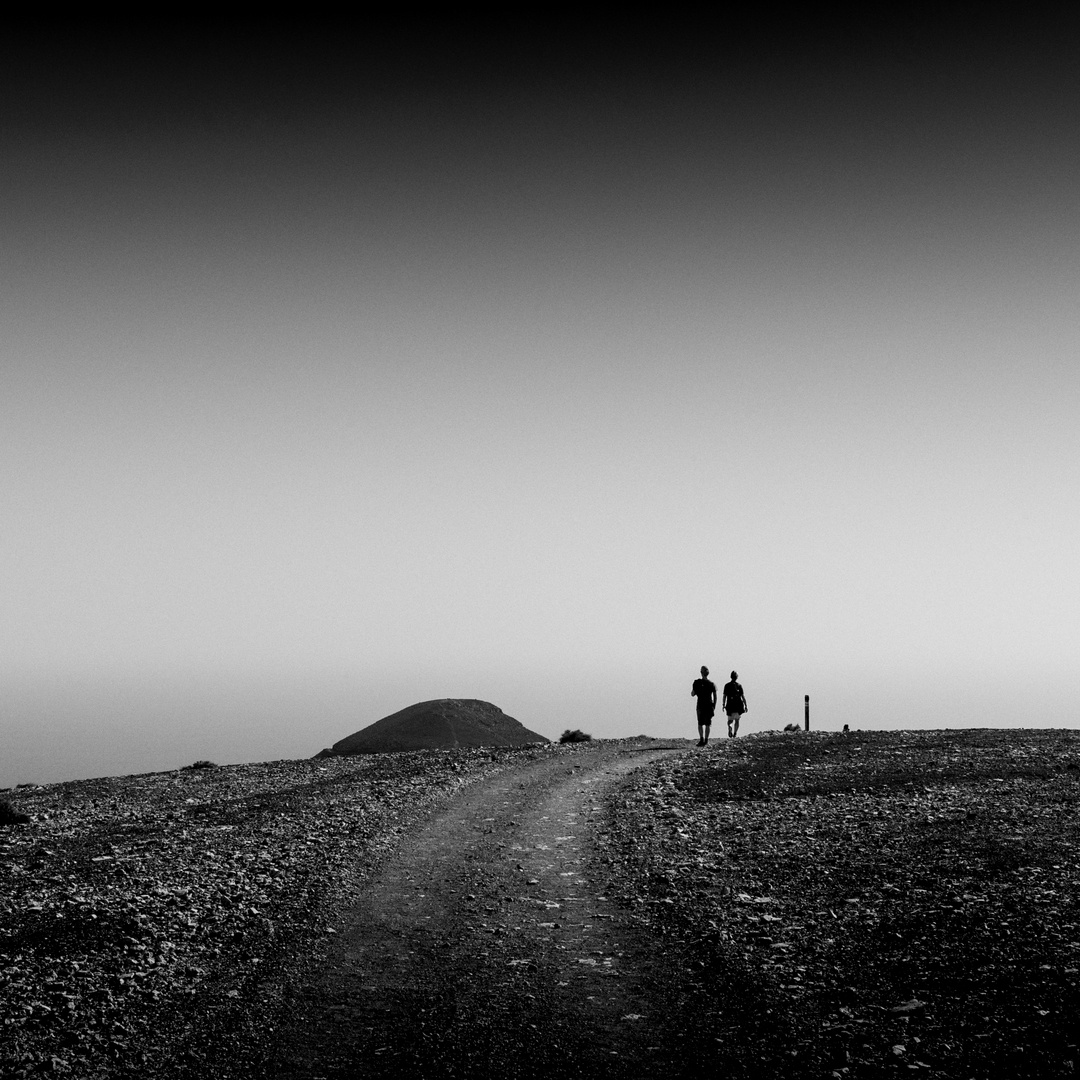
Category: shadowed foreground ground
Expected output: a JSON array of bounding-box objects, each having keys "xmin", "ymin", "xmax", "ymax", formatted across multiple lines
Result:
[
  {"xmin": 265, "ymin": 743, "xmax": 688, "ymax": 1079},
  {"xmin": 5, "ymin": 730, "xmax": 1080, "ymax": 1078},
  {"xmin": 262, "ymin": 730, "xmax": 1080, "ymax": 1080}
]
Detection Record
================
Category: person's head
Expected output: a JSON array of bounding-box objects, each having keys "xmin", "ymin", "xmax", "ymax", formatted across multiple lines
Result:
[
  {"xmin": 730, "ymin": 671, "xmax": 738, "ymax": 680},
  {"xmin": 701, "ymin": 666, "xmax": 709, "ymax": 676}
]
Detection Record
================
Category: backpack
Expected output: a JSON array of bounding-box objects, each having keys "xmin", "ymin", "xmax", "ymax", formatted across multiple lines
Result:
[{"xmin": 728, "ymin": 682, "xmax": 746, "ymax": 712}]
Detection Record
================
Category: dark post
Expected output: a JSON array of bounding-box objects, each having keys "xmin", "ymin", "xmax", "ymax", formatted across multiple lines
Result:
[{"xmin": 804, "ymin": 695, "xmax": 810, "ymax": 731}]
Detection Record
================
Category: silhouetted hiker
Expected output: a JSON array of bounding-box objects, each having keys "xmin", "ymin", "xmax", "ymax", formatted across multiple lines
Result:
[
  {"xmin": 723, "ymin": 671, "xmax": 747, "ymax": 738},
  {"xmin": 692, "ymin": 666, "xmax": 717, "ymax": 746}
]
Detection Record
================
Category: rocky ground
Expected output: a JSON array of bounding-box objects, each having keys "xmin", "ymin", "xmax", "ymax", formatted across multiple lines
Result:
[
  {"xmin": 0, "ymin": 743, "xmax": 564, "ymax": 1078},
  {"xmin": 262, "ymin": 741, "xmax": 687, "ymax": 1080},
  {"xmin": 596, "ymin": 728, "xmax": 1080, "ymax": 1078},
  {"xmin": 3, "ymin": 729, "xmax": 1080, "ymax": 1078}
]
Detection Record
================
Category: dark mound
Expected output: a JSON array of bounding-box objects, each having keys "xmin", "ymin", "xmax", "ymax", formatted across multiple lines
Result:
[{"xmin": 330, "ymin": 699, "xmax": 549, "ymax": 755}]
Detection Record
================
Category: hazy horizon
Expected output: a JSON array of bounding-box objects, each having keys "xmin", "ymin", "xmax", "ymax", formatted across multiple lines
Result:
[
  {"xmin": 3, "ymin": 15, "xmax": 1078, "ymax": 789},
  {"xmin": 4, "ymin": 669, "xmax": 1079, "ymax": 789}
]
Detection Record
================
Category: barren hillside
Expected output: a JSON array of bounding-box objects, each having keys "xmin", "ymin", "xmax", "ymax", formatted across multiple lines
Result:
[{"xmin": 3, "ymin": 729, "xmax": 1079, "ymax": 1078}]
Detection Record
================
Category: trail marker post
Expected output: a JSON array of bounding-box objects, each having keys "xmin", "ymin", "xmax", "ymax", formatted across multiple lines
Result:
[{"xmin": 804, "ymin": 694, "xmax": 810, "ymax": 731}]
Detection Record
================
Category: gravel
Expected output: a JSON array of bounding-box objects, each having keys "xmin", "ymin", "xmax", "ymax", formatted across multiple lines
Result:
[
  {"xmin": 0, "ymin": 743, "xmax": 560, "ymax": 1079},
  {"xmin": 594, "ymin": 728, "xmax": 1080, "ymax": 1078},
  {"xmin": 8, "ymin": 729, "xmax": 1078, "ymax": 1079}
]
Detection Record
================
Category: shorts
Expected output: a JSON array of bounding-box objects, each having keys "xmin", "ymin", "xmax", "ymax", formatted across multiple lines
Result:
[
  {"xmin": 697, "ymin": 710, "xmax": 714, "ymax": 724},
  {"xmin": 726, "ymin": 712, "xmax": 742, "ymax": 724}
]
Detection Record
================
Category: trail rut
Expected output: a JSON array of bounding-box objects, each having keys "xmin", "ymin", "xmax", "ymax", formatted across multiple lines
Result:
[{"xmin": 267, "ymin": 743, "xmax": 689, "ymax": 1078}]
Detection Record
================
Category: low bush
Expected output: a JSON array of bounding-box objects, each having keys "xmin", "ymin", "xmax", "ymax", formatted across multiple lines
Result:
[{"xmin": 559, "ymin": 729, "xmax": 592, "ymax": 744}]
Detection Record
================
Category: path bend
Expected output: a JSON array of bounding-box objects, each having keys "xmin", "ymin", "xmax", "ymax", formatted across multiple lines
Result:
[{"xmin": 268, "ymin": 742, "xmax": 690, "ymax": 1079}]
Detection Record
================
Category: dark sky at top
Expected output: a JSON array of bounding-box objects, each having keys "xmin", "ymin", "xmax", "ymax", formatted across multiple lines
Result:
[{"xmin": 6, "ymin": 11, "xmax": 1079, "ymax": 296}]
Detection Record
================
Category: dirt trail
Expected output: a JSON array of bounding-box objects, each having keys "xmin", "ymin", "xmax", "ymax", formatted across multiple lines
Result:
[{"xmin": 267, "ymin": 743, "xmax": 689, "ymax": 1079}]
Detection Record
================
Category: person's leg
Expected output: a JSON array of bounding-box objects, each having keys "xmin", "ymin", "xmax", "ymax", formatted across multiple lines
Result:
[
  {"xmin": 731, "ymin": 713, "xmax": 740, "ymax": 737},
  {"xmin": 727, "ymin": 714, "xmax": 734, "ymax": 738},
  {"xmin": 702, "ymin": 722, "xmax": 710, "ymax": 746},
  {"xmin": 697, "ymin": 721, "xmax": 705, "ymax": 746}
]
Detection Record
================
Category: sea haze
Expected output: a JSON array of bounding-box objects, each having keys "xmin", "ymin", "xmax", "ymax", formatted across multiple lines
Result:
[{"xmin": 3, "ymin": 14, "xmax": 1078, "ymax": 787}]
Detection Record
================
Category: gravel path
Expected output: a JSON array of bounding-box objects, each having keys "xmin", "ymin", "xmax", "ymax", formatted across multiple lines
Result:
[
  {"xmin": 14, "ymin": 731, "xmax": 1074, "ymax": 1078},
  {"xmin": 266, "ymin": 742, "xmax": 687, "ymax": 1078}
]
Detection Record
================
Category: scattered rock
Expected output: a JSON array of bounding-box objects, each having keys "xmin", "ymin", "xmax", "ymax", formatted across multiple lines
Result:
[
  {"xmin": 596, "ymin": 728, "xmax": 1080, "ymax": 1077},
  {"xmin": 0, "ymin": 743, "xmax": 559, "ymax": 1078}
]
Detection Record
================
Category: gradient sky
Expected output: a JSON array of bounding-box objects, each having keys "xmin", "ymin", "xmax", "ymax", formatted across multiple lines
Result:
[{"xmin": 3, "ymin": 15, "xmax": 1079, "ymax": 786}]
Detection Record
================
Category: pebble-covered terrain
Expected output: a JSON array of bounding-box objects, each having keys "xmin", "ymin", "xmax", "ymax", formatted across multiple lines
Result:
[
  {"xmin": 0, "ymin": 744, "xmax": 558, "ymax": 1079},
  {"xmin": 595, "ymin": 728, "xmax": 1080, "ymax": 1078},
  {"xmin": 5, "ymin": 729, "xmax": 1080, "ymax": 1079}
]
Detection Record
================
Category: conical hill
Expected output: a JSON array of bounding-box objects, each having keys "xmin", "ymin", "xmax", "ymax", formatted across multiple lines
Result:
[{"xmin": 328, "ymin": 699, "xmax": 548, "ymax": 755}]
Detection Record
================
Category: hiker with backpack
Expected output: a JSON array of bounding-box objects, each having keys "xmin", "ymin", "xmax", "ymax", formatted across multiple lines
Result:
[{"xmin": 723, "ymin": 672, "xmax": 748, "ymax": 738}]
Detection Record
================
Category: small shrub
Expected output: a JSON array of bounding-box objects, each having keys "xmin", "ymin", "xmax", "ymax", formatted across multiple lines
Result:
[
  {"xmin": 559, "ymin": 729, "xmax": 592, "ymax": 744},
  {"xmin": 0, "ymin": 800, "xmax": 30, "ymax": 825},
  {"xmin": 184, "ymin": 760, "xmax": 217, "ymax": 770},
  {"xmin": 783, "ymin": 723, "xmax": 801, "ymax": 733}
]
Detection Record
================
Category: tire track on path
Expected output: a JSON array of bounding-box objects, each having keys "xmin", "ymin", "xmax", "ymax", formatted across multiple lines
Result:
[{"xmin": 269, "ymin": 742, "xmax": 688, "ymax": 1078}]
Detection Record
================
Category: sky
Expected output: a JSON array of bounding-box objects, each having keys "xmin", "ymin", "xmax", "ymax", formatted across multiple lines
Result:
[{"xmin": 3, "ymin": 14, "xmax": 1079, "ymax": 787}]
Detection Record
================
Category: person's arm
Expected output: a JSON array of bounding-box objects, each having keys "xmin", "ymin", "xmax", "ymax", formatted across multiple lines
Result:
[{"xmin": 711, "ymin": 685, "xmax": 717, "ymax": 707}]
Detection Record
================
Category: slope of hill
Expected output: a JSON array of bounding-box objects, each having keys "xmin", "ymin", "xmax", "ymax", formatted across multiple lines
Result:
[
  {"xmin": 596, "ymin": 728, "xmax": 1080, "ymax": 1078},
  {"xmin": 4, "ymin": 729, "xmax": 1079, "ymax": 1079},
  {"xmin": 328, "ymin": 698, "xmax": 548, "ymax": 755},
  {"xmin": 0, "ymin": 743, "xmax": 565, "ymax": 1079}
]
